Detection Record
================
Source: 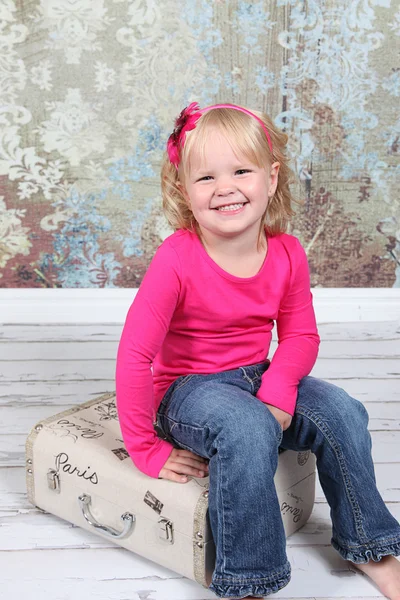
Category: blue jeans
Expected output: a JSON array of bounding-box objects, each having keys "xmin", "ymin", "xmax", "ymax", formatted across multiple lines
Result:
[{"xmin": 155, "ymin": 360, "xmax": 400, "ymax": 599}]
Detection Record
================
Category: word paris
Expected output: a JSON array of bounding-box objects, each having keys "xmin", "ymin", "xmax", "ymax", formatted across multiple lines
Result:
[
  {"xmin": 55, "ymin": 452, "xmax": 98, "ymax": 485},
  {"xmin": 281, "ymin": 501, "xmax": 303, "ymax": 523}
]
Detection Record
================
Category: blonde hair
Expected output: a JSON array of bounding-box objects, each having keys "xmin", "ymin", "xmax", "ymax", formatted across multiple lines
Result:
[{"xmin": 161, "ymin": 105, "xmax": 300, "ymax": 252}]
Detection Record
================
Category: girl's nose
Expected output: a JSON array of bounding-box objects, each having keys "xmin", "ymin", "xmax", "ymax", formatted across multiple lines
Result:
[
  {"xmin": 215, "ymin": 179, "xmax": 236, "ymax": 196},
  {"xmin": 216, "ymin": 188, "xmax": 235, "ymax": 196}
]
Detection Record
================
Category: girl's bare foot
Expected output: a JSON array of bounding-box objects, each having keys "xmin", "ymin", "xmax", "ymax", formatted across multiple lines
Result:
[{"xmin": 349, "ymin": 554, "xmax": 400, "ymax": 599}]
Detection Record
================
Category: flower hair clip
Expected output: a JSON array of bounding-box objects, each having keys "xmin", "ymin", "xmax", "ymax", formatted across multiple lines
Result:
[{"xmin": 167, "ymin": 102, "xmax": 202, "ymax": 169}]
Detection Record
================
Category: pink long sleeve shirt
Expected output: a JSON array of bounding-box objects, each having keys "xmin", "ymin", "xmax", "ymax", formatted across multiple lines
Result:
[{"xmin": 115, "ymin": 228, "xmax": 320, "ymax": 478}]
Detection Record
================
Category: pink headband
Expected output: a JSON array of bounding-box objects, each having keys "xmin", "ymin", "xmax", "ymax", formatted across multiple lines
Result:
[{"xmin": 167, "ymin": 102, "xmax": 273, "ymax": 169}]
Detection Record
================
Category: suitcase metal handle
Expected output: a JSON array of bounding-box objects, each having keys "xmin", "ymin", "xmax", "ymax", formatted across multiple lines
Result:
[{"xmin": 78, "ymin": 493, "xmax": 135, "ymax": 539}]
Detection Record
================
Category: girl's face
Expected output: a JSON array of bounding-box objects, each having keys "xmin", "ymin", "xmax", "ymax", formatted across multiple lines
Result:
[{"xmin": 180, "ymin": 129, "xmax": 280, "ymax": 246}]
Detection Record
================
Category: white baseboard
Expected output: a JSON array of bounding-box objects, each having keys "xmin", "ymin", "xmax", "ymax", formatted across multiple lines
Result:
[{"xmin": 0, "ymin": 289, "xmax": 399, "ymax": 324}]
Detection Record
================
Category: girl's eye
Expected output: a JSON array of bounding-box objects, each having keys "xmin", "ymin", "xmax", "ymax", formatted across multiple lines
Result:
[{"xmin": 197, "ymin": 169, "xmax": 251, "ymax": 182}]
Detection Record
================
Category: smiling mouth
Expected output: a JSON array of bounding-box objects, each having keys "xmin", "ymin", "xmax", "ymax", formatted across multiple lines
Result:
[{"xmin": 213, "ymin": 202, "xmax": 249, "ymax": 211}]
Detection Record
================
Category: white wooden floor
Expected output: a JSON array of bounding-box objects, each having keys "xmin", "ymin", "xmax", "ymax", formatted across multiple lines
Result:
[{"xmin": 0, "ymin": 321, "xmax": 399, "ymax": 600}]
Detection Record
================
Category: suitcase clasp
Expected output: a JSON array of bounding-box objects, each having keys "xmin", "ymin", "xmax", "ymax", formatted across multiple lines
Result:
[
  {"xmin": 158, "ymin": 517, "xmax": 174, "ymax": 544},
  {"xmin": 47, "ymin": 469, "xmax": 60, "ymax": 493}
]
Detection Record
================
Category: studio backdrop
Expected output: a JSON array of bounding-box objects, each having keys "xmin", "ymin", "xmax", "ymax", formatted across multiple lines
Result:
[{"xmin": 0, "ymin": 0, "xmax": 399, "ymax": 290}]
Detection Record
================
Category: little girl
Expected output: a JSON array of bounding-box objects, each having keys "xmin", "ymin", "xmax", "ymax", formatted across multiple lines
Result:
[{"xmin": 115, "ymin": 102, "xmax": 400, "ymax": 599}]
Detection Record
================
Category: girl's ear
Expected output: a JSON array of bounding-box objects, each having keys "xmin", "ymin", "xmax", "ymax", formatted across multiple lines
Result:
[{"xmin": 268, "ymin": 161, "xmax": 280, "ymax": 197}]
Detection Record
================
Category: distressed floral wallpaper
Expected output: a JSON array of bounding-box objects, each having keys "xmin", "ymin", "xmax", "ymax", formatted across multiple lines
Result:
[{"xmin": 0, "ymin": 0, "xmax": 399, "ymax": 288}]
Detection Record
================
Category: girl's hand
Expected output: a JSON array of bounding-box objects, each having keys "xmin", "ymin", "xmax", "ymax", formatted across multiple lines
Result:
[
  {"xmin": 265, "ymin": 404, "xmax": 292, "ymax": 431},
  {"xmin": 159, "ymin": 448, "xmax": 209, "ymax": 483}
]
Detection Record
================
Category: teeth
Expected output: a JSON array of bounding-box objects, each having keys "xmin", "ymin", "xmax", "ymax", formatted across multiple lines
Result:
[{"xmin": 217, "ymin": 203, "xmax": 245, "ymax": 212}]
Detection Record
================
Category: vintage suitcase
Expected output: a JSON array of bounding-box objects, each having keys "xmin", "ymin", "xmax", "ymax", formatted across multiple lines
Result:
[{"xmin": 26, "ymin": 391, "xmax": 316, "ymax": 588}]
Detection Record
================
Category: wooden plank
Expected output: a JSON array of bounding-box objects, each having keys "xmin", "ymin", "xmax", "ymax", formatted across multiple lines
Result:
[
  {"xmin": 294, "ymin": 340, "xmax": 399, "ymax": 358},
  {"xmin": 0, "ymin": 379, "xmax": 399, "ymax": 407},
  {"xmin": 1, "ymin": 463, "xmax": 399, "ymax": 511},
  {"xmin": 1, "ymin": 501, "xmax": 399, "ymax": 552},
  {"xmin": 1, "ymin": 403, "xmax": 399, "ymax": 436},
  {"xmin": 0, "ymin": 380, "xmax": 115, "ymax": 407},
  {"xmin": 315, "ymin": 321, "xmax": 400, "ymax": 341},
  {"xmin": 0, "ymin": 358, "xmax": 399, "ymax": 383},
  {"xmin": 331, "ymin": 379, "xmax": 400, "ymax": 403},
  {"xmin": 2, "ymin": 428, "xmax": 400, "ymax": 468},
  {"xmin": 0, "ymin": 320, "xmax": 398, "ymax": 341},
  {"xmin": 0, "ymin": 323, "xmax": 124, "ymax": 342},
  {"xmin": 0, "ymin": 340, "xmax": 400, "ymax": 364},
  {"xmin": 0, "ymin": 339, "xmax": 399, "ymax": 360},
  {"xmin": 0, "ymin": 545, "xmax": 392, "ymax": 598}
]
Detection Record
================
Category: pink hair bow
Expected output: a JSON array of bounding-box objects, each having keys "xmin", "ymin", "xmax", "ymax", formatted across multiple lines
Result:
[{"xmin": 167, "ymin": 102, "xmax": 202, "ymax": 169}]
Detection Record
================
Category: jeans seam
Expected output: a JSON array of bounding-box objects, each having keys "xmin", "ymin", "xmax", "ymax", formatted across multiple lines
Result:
[
  {"xmin": 239, "ymin": 367, "xmax": 258, "ymax": 392},
  {"xmin": 214, "ymin": 436, "xmax": 227, "ymax": 573},
  {"xmin": 162, "ymin": 419, "xmax": 205, "ymax": 453},
  {"xmin": 333, "ymin": 534, "xmax": 400, "ymax": 550},
  {"xmin": 164, "ymin": 415, "xmax": 204, "ymax": 431},
  {"xmin": 276, "ymin": 421, "xmax": 284, "ymax": 445},
  {"xmin": 296, "ymin": 406, "xmax": 368, "ymax": 543},
  {"xmin": 174, "ymin": 374, "xmax": 196, "ymax": 392},
  {"xmin": 213, "ymin": 563, "xmax": 291, "ymax": 582}
]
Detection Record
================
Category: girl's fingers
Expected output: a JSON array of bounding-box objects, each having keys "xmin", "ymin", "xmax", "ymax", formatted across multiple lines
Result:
[
  {"xmin": 162, "ymin": 467, "xmax": 206, "ymax": 483},
  {"xmin": 173, "ymin": 461, "xmax": 208, "ymax": 477},
  {"xmin": 177, "ymin": 449, "xmax": 208, "ymax": 463},
  {"xmin": 173, "ymin": 450, "xmax": 209, "ymax": 468},
  {"xmin": 160, "ymin": 469, "xmax": 190, "ymax": 483},
  {"xmin": 160, "ymin": 450, "xmax": 209, "ymax": 483},
  {"xmin": 169, "ymin": 456, "xmax": 208, "ymax": 478}
]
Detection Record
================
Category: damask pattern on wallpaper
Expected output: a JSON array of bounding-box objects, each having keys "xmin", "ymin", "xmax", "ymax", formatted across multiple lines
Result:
[{"xmin": 0, "ymin": 0, "xmax": 399, "ymax": 288}]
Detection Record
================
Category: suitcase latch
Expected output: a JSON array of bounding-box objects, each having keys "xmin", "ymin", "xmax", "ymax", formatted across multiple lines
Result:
[
  {"xmin": 47, "ymin": 469, "xmax": 60, "ymax": 493},
  {"xmin": 158, "ymin": 517, "xmax": 174, "ymax": 544}
]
